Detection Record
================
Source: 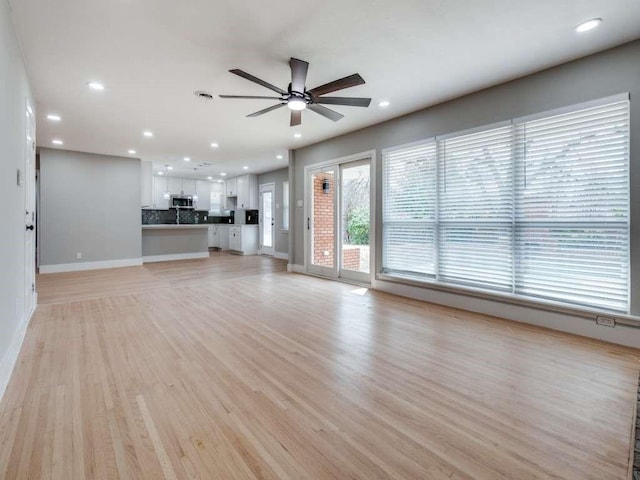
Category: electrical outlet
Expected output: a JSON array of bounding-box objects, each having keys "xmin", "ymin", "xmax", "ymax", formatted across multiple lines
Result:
[
  {"xmin": 76, "ymin": 252, "xmax": 82, "ymax": 260},
  {"xmin": 596, "ymin": 316, "xmax": 616, "ymax": 327}
]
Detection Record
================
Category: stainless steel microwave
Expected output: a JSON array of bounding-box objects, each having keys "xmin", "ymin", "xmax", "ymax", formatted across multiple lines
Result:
[{"xmin": 170, "ymin": 195, "xmax": 194, "ymax": 209}]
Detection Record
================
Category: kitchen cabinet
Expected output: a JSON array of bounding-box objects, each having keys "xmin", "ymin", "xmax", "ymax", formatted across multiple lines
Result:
[
  {"xmin": 209, "ymin": 182, "xmax": 224, "ymax": 212},
  {"xmin": 229, "ymin": 225, "xmax": 258, "ymax": 255},
  {"xmin": 195, "ymin": 180, "xmax": 211, "ymax": 211},
  {"xmin": 141, "ymin": 161, "xmax": 153, "ymax": 207},
  {"xmin": 153, "ymin": 175, "xmax": 169, "ymax": 209},
  {"xmin": 208, "ymin": 225, "xmax": 230, "ymax": 250},
  {"xmin": 181, "ymin": 179, "xmax": 196, "ymax": 196},
  {"xmin": 226, "ymin": 177, "xmax": 238, "ymax": 197},
  {"xmin": 236, "ymin": 174, "xmax": 258, "ymax": 209},
  {"xmin": 168, "ymin": 177, "xmax": 182, "ymax": 196}
]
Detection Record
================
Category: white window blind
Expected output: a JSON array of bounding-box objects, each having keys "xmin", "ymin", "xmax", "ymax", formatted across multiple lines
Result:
[
  {"xmin": 383, "ymin": 142, "xmax": 437, "ymax": 276},
  {"xmin": 514, "ymin": 100, "xmax": 629, "ymax": 311},
  {"xmin": 439, "ymin": 126, "xmax": 513, "ymax": 290},
  {"xmin": 381, "ymin": 97, "xmax": 630, "ymax": 312}
]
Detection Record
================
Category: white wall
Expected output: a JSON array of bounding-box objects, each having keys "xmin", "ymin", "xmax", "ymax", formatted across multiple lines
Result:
[
  {"xmin": 39, "ymin": 148, "xmax": 142, "ymax": 271},
  {"xmin": 291, "ymin": 40, "xmax": 640, "ymax": 347},
  {"xmin": 0, "ymin": 0, "xmax": 34, "ymax": 398}
]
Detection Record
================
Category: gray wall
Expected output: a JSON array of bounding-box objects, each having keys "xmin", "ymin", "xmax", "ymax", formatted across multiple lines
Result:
[
  {"xmin": 291, "ymin": 40, "xmax": 640, "ymax": 344},
  {"xmin": 258, "ymin": 167, "xmax": 289, "ymax": 256},
  {"xmin": 39, "ymin": 149, "xmax": 142, "ymax": 266},
  {"xmin": 0, "ymin": 0, "xmax": 34, "ymax": 384}
]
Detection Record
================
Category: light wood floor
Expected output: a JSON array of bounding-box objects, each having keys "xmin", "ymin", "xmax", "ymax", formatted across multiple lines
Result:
[{"xmin": 1, "ymin": 252, "xmax": 639, "ymax": 479}]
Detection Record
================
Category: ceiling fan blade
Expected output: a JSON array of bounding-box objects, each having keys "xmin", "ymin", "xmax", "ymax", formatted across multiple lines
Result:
[
  {"xmin": 290, "ymin": 58, "xmax": 309, "ymax": 93},
  {"xmin": 220, "ymin": 95, "xmax": 283, "ymax": 100},
  {"xmin": 229, "ymin": 69, "xmax": 286, "ymax": 95},
  {"xmin": 307, "ymin": 104, "xmax": 344, "ymax": 122},
  {"xmin": 315, "ymin": 96, "xmax": 371, "ymax": 107},
  {"xmin": 308, "ymin": 73, "xmax": 365, "ymax": 97},
  {"xmin": 247, "ymin": 103, "xmax": 286, "ymax": 117},
  {"xmin": 290, "ymin": 110, "xmax": 302, "ymax": 127}
]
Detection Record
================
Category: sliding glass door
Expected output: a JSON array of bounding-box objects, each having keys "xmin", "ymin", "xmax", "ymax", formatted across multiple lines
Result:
[{"xmin": 306, "ymin": 158, "xmax": 371, "ymax": 282}]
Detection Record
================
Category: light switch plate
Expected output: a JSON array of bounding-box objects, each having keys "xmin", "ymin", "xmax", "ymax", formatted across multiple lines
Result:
[{"xmin": 297, "ymin": 200, "xmax": 303, "ymax": 207}]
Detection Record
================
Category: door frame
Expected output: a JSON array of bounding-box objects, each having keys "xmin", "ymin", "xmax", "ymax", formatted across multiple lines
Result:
[
  {"xmin": 303, "ymin": 149, "xmax": 376, "ymax": 283},
  {"xmin": 259, "ymin": 182, "xmax": 275, "ymax": 256},
  {"xmin": 24, "ymin": 98, "xmax": 37, "ymax": 313}
]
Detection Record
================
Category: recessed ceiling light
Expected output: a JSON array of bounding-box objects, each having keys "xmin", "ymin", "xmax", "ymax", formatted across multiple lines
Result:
[
  {"xmin": 218, "ymin": 180, "xmax": 224, "ymax": 183},
  {"xmin": 220, "ymin": 172, "xmax": 227, "ymax": 176},
  {"xmin": 167, "ymin": 165, "xmax": 173, "ymax": 170},
  {"xmin": 88, "ymin": 81, "xmax": 105, "ymax": 91},
  {"xmin": 143, "ymin": 131, "xmax": 153, "ymax": 137},
  {"xmin": 47, "ymin": 114, "xmax": 61, "ymax": 121},
  {"xmin": 128, "ymin": 149, "xmax": 136, "ymax": 154},
  {"xmin": 210, "ymin": 142, "xmax": 219, "ymax": 148},
  {"xmin": 276, "ymin": 154, "xmax": 283, "ymax": 159},
  {"xmin": 243, "ymin": 166, "xmax": 249, "ymax": 170},
  {"xmin": 576, "ymin": 18, "xmax": 602, "ymax": 33},
  {"xmin": 184, "ymin": 157, "xmax": 191, "ymax": 162},
  {"xmin": 378, "ymin": 100, "xmax": 390, "ymax": 108},
  {"xmin": 207, "ymin": 176, "xmax": 213, "ymax": 180},
  {"xmin": 158, "ymin": 171, "xmax": 164, "ymax": 175},
  {"xmin": 293, "ymin": 132, "xmax": 302, "ymax": 138},
  {"xmin": 51, "ymin": 139, "xmax": 63, "ymax": 145}
]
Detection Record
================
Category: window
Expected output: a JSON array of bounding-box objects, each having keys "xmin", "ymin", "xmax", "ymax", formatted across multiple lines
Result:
[
  {"xmin": 282, "ymin": 181, "xmax": 289, "ymax": 231},
  {"xmin": 382, "ymin": 97, "xmax": 629, "ymax": 312}
]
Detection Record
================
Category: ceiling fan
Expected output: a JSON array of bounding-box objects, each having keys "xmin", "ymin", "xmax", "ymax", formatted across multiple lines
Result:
[{"xmin": 219, "ymin": 58, "xmax": 371, "ymax": 126}]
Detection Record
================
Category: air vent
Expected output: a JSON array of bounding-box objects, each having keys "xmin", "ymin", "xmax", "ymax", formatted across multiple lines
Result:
[{"xmin": 194, "ymin": 90, "xmax": 214, "ymax": 101}]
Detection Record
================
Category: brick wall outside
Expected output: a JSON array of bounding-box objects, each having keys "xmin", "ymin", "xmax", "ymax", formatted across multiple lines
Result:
[
  {"xmin": 342, "ymin": 246, "xmax": 361, "ymax": 271},
  {"xmin": 313, "ymin": 173, "xmax": 334, "ymax": 267}
]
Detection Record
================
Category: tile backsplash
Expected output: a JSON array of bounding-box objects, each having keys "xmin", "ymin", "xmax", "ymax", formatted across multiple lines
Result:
[{"xmin": 141, "ymin": 209, "xmax": 231, "ymax": 225}]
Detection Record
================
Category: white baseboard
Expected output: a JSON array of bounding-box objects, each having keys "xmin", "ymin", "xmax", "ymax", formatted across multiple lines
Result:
[
  {"xmin": 287, "ymin": 263, "xmax": 305, "ymax": 273},
  {"xmin": 0, "ymin": 304, "xmax": 35, "ymax": 402},
  {"xmin": 372, "ymin": 278, "xmax": 640, "ymax": 349},
  {"xmin": 143, "ymin": 252, "xmax": 209, "ymax": 263},
  {"xmin": 39, "ymin": 257, "xmax": 143, "ymax": 274},
  {"xmin": 274, "ymin": 252, "xmax": 289, "ymax": 260}
]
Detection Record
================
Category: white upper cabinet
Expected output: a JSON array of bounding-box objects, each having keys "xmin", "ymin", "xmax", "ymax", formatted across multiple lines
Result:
[
  {"xmin": 181, "ymin": 179, "xmax": 196, "ymax": 195},
  {"xmin": 226, "ymin": 177, "xmax": 238, "ymax": 197},
  {"xmin": 235, "ymin": 174, "xmax": 258, "ymax": 209},
  {"xmin": 195, "ymin": 180, "xmax": 211, "ymax": 211},
  {"xmin": 167, "ymin": 177, "xmax": 182, "ymax": 195},
  {"xmin": 141, "ymin": 161, "xmax": 153, "ymax": 207},
  {"xmin": 152, "ymin": 175, "xmax": 169, "ymax": 209}
]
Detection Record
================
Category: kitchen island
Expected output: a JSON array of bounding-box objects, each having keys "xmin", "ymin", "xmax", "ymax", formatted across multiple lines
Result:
[{"xmin": 141, "ymin": 224, "xmax": 209, "ymax": 262}]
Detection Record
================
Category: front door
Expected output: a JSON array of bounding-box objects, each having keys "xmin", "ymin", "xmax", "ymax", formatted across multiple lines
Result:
[
  {"xmin": 259, "ymin": 183, "xmax": 275, "ymax": 256},
  {"xmin": 25, "ymin": 100, "xmax": 36, "ymax": 314}
]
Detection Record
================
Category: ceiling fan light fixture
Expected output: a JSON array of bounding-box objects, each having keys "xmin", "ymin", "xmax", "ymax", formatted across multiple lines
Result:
[{"xmin": 287, "ymin": 98, "xmax": 307, "ymax": 111}]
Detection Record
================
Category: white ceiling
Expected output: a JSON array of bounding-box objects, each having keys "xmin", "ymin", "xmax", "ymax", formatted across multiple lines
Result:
[{"xmin": 10, "ymin": 0, "xmax": 640, "ymax": 180}]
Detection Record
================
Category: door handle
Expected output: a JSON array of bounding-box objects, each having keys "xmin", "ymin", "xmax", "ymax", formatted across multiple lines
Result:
[{"xmin": 26, "ymin": 225, "xmax": 34, "ymax": 231}]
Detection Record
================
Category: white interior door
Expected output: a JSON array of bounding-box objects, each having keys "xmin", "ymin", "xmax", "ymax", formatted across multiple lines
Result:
[
  {"xmin": 259, "ymin": 183, "xmax": 275, "ymax": 255},
  {"xmin": 25, "ymin": 100, "xmax": 36, "ymax": 313}
]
